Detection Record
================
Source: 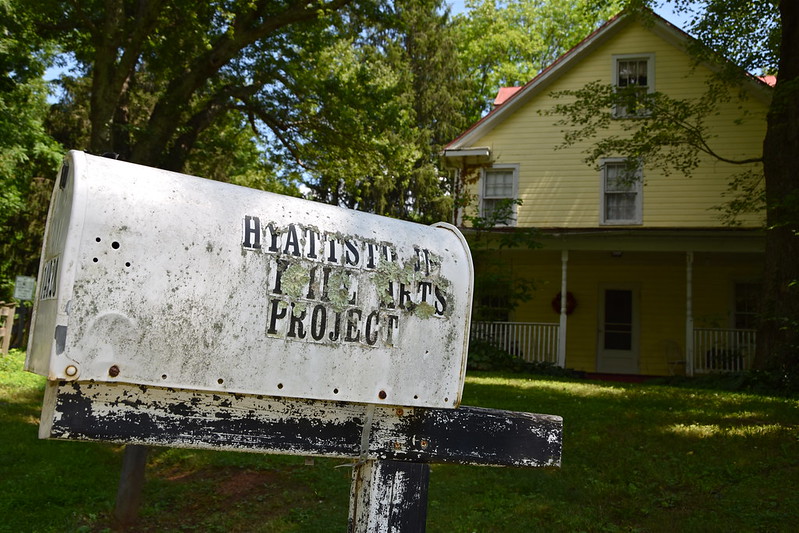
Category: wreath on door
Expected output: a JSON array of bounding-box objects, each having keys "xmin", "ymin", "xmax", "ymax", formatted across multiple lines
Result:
[{"xmin": 551, "ymin": 291, "xmax": 577, "ymax": 315}]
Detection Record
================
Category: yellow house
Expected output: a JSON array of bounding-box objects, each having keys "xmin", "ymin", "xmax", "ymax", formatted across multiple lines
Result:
[{"xmin": 443, "ymin": 10, "xmax": 771, "ymax": 376}]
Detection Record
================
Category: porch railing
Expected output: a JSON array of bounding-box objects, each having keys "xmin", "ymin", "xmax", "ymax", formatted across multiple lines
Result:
[
  {"xmin": 692, "ymin": 328, "xmax": 757, "ymax": 373},
  {"xmin": 471, "ymin": 321, "xmax": 560, "ymax": 364}
]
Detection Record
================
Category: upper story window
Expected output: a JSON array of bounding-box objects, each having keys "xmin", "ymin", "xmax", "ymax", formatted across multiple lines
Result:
[
  {"xmin": 613, "ymin": 53, "xmax": 654, "ymax": 117},
  {"xmin": 601, "ymin": 159, "xmax": 642, "ymax": 225},
  {"xmin": 481, "ymin": 164, "xmax": 519, "ymax": 226}
]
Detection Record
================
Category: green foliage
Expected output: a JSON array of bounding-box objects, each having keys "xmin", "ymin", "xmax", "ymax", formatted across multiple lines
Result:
[
  {"xmin": 36, "ymin": 0, "xmax": 466, "ymax": 223},
  {"xmin": 467, "ymin": 338, "xmax": 580, "ymax": 377},
  {"xmin": 461, "ymin": 195, "xmax": 542, "ymax": 321},
  {"xmin": 674, "ymin": 0, "xmax": 780, "ymax": 76},
  {"xmin": 294, "ymin": 0, "xmax": 468, "ymax": 222},
  {"xmin": 0, "ymin": 1, "xmax": 63, "ymax": 300},
  {"xmin": 454, "ymin": 0, "xmax": 625, "ymax": 121},
  {"xmin": 467, "ymin": 337, "xmax": 527, "ymax": 371}
]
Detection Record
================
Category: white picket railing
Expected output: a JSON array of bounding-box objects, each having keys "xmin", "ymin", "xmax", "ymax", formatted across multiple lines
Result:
[
  {"xmin": 471, "ymin": 321, "xmax": 560, "ymax": 364},
  {"xmin": 692, "ymin": 328, "xmax": 757, "ymax": 373}
]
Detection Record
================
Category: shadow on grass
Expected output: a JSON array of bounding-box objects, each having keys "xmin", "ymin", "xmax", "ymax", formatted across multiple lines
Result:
[
  {"xmin": 2, "ymin": 360, "xmax": 797, "ymax": 532},
  {"xmin": 425, "ymin": 373, "xmax": 799, "ymax": 532}
]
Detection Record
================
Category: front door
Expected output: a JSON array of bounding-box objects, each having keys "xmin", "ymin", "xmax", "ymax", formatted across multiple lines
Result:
[{"xmin": 597, "ymin": 286, "xmax": 639, "ymax": 374}]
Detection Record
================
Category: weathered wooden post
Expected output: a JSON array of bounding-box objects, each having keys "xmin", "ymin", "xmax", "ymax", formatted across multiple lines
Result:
[
  {"xmin": 26, "ymin": 151, "xmax": 562, "ymax": 530},
  {"xmin": 0, "ymin": 302, "xmax": 15, "ymax": 354}
]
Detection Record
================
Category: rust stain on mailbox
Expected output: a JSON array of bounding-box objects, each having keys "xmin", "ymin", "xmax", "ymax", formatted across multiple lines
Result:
[{"xmin": 26, "ymin": 151, "xmax": 474, "ymax": 408}]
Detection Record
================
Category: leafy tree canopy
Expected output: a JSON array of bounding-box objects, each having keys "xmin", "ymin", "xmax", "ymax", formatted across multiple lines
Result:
[
  {"xmin": 1, "ymin": 0, "xmax": 470, "ymax": 301},
  {"xmin": 454, "ymin": 0, "xmax": 625, "ymax": 120},
  {"xmin": 0, "ymin": 0, "xmax": 63, "ymax": 300}
]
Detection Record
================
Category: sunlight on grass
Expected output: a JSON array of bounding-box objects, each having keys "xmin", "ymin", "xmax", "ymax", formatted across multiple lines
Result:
[
  {"xmin": 4, "ymin": 357, "xmax": 798, "ymax": 532},
  {"xmin": 466, "ymin": 374, "xmax": 627, "ymax": 398},
  {"xmin": 666, "ymin": 421, "xmax": 792, "ymax": 438},
  {"xmin": 0, "ymin": 349, "xmax": 46, "ymax": 391}
]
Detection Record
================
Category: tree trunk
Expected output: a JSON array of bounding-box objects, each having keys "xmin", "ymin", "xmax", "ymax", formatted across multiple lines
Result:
[{"xmin": 757, "ymin": 0, "xmax": 799, "ymax": 373}]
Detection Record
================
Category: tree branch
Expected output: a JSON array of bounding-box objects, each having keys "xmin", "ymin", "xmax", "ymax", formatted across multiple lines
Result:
[{"xmin": 131, "ymin": 0, "xmax": 355, "ymax": 166}]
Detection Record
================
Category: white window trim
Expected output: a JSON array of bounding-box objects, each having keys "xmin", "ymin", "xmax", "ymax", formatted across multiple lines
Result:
[
  {"xmin": 480, "ymin": 164, "xmax": 519, "ymax": 227},
  {"xmin": 599, "ymin": 158, "xmax": 643, "ymax": 226},
  {"xmin": 612, "ymin": 53, "xmax": 655, "ymax": 118}
]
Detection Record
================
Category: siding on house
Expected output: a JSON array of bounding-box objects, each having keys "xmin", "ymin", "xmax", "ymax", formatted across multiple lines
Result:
[
  {"xmin": 449, "ymin": 11, "xmax": 769, "ymax": 375},
  {"xmin": 465, "ymin": 21, "xmax": 768, "ymax": 229}
]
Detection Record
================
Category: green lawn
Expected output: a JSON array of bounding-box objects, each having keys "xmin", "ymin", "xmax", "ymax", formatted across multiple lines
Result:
[{"xmin": 2, "ymin": 349, "xmax": 798, "ymax": 532}]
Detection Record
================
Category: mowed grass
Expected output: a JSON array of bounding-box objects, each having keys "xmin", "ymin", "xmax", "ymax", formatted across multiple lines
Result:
[{"xmin": 2, "ymin": 349, "xmax": 798, "ymax": 532}]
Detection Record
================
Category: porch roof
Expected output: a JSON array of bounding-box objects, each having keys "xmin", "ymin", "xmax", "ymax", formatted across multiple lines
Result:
[{"xmin": 463, "ymin": 227, "xmax": 765, "ymax": 253}]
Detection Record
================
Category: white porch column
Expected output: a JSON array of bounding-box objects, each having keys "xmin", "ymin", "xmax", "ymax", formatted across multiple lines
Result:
[
  {"xmin": 686, "ymin": 251, "xmax": 694, "ymax": 376},
  {"xmin": 557, "ymin": 250, "xmax": 569, "ymax": 368}
]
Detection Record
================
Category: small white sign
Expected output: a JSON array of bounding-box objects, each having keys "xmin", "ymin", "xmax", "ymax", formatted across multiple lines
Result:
[{"xmin": 14, "ymin": 276, "xmax": 35, "ymax": 300}]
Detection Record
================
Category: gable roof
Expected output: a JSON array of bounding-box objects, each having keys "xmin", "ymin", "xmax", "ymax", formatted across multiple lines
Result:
[{"xmin": 445, "ymin": 9, "xmax": 772, "ymax": 151}]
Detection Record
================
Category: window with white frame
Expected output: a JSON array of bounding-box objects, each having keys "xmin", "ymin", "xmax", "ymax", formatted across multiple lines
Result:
[
  {"xmin": 601, "ymin": 159, "xmax": 642, "ymax": 225},
  {"xmin": 481, "ymin": 165, "xmax": 518, "ymax": 226},
  {"xmin": 613, "ymin": 54, "xmax": 654, "ymax": 117}
]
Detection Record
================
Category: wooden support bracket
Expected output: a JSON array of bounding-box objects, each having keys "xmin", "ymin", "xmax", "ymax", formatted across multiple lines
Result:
[{"xmin": 40, "ymin": 380, "xmax": 562, "ymax": 531}]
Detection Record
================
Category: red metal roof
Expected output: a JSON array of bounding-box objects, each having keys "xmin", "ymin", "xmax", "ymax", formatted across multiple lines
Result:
[
  {"xmin": 494, "ymin": 87, "xmax": 522, "ymax": 106},
  {"xmin": 759, "ymin": 75, "xmax": 776, "ymax": 87}
]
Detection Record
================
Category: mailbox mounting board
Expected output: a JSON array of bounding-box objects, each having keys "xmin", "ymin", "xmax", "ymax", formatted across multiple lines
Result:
[{"xmin": 27, "ymin": 151, "xmax": 473, "ymax": 408}]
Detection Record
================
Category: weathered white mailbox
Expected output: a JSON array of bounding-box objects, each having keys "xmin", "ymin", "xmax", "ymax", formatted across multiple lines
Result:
[{"xmin": 27, "ymin": 151, "xmax": 473, "ymax": 408}]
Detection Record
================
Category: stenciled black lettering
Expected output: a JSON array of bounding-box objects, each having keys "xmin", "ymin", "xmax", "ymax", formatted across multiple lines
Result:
[
  {"xmin": 305, "ymin": 227, "xmax": 319, "ymax": 259},
  {"xmin": 434, "ymin": 285, "xmax": 448, "ymax": 316},
  {"xmin": 344, "ymin": 308, "xmax": 362, "ymax": 342},
  {"xmin": 242, "ymin": 216, "xmax": 261, "ymax": 249},
  {"xmin": 283, "ymin": 224, "xmax": 301, "ymax": 257},
  {"xmin": 310, "ymin": 304, "xmax": 327, "ymax": 341},
  {"xmin": 320, "ymin": 266, "xmax": 333, "ymax": 301},
  {"xmin": 287, "ymin": 304, "xmax": 306, "ymax": 339},
  {"xmin": 365, "ymin": 242, "xmax": 377, "ymax": 269},
  {"xmin": 306, "ymin": 266, "xmax": 318, "ymax": 299},
  {"xmin": 329, "ymin": 310, "xmax": 341, "ymax": 341},
  {"xmin": 267, "ymin": 299, "xmax": 288, "ymax": 335},
  {"xmin": 345, "ymin": 240, "xmax": 359, "ymax": 266},
  {"xmin": 327, "ymin": 237, "xmax": 338, "ymax": 263},
  {"xmin": 345, "ymin": 270, "xmax": 357, "ymax": 304},
  {"xmin": 381, "ymin": 244, "xmax": 395, "ymax": 262},
  {"xmin": 365, "ymin": 311, "xmax": 380, "ymax": 346},
  {"xmin": 398, "ymin": 283, "xmax": 412, "ymax": 309},
  {"xmin": 414, "ymin": 248, "xmax": 430, "ymax": 275},
  {"xmin": 272, "ymin": 259, "xmax": 290, "ymax": 295},
  {"xmin": 265, "ymin": 223, "xmax": 280, "ymax": 253},
  {"xmin": 418, "ymin": 281, "xmax": 432, "ymax": 303},
  {"xmin": 385, "ymin": 314, "xmax": 399, "ymax": 346},
  {"xmin": 382, "ymin": 281, "xmax": 396, "ymax": 309}
]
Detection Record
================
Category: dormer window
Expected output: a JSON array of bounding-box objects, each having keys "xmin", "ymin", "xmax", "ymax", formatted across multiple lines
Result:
[{"xmin": 613, "ymin": 54, "xmax": 654, "ymax": 117}]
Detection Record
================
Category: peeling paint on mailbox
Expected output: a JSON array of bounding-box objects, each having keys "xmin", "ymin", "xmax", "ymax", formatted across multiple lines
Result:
[{"xmin": 26, "ymin": 151, "xmax": 474, "ymax": 408}]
